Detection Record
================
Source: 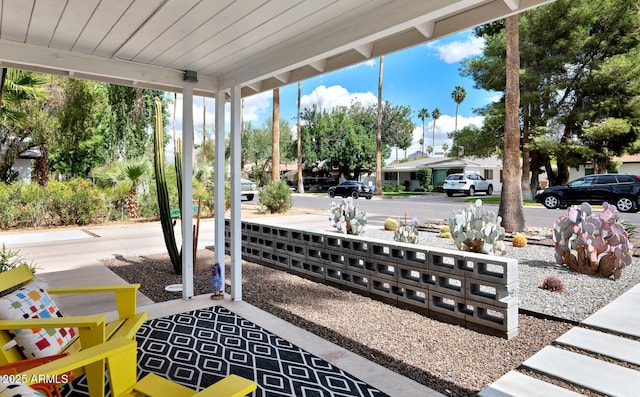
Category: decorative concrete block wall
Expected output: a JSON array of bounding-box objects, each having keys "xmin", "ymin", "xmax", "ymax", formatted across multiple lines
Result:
[{"xmin": 225, "ymin": 220, "xmax": 518, "ymax": 339}]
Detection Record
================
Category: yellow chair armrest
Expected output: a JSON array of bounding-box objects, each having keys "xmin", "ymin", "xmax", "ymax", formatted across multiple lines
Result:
[
  {"xmin": 194, "ymin": 375, "xmax": 257, "ymax": 397},
  {"xmin": 47, "ymin": 284, "xmax": 141, "ymax": 319},
  {"xmin": 20, "ymin": 338, "xmax": 137, "ymax": 385},
  {"xmin": 0, "ymin": 315, "xmax": 105, "ymax": 331}
]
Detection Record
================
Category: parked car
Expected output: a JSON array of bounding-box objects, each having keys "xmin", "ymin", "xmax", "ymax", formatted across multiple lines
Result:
[
  {"xmin": 241, "ymin": 178, "xmax": 258, "ymax": 201},
  {"xmin": 443, "ymin": 173, "xmax": 493, "ymax": 197},
  {"xmin": 328, "ymin": 180, "xmax": 373, "ymax": 199},
  {"xmin": 534, "ymin": 173, "xmax": 640, "ymax": 212}
]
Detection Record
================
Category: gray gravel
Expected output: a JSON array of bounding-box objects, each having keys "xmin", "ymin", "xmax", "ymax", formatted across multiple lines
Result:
[{"xmin": 105, "ymin": 225, "xmax": 639, "ymax": 397}]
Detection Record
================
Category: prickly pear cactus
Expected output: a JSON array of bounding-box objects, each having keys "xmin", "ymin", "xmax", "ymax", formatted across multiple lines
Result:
[
  {"xmin": 328, "ymin": 198, "xmax": 367, "ymax": 235},
  {"xmin": 553, "ymin": 202, "xmax": 633, "ymax": 279},
  {"xmin": 394, "ymin": 217, "xmax": 420, "ymax": 244},
  {"xmin": 448, "ymin": 199, "xmax": 506, "ymax": 255}
]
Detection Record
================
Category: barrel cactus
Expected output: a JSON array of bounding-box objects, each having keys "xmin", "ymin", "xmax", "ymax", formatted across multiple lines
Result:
[
  {"xmin": 384, "ymin": 218, "xmax": 399, "ymax": 231},
  {"xmin": 512, "ymin": 234, "xmax": 528, "ymax": 248},
  {"xmin": 439, "ymin": 225, "xmax": 452, "ymax": 239},
  {"xmin": 329, "ymin": 198, "xmax": 367, "ymax": 235},
  {"xmin": 448, "ymin": 199, "xmax": 506, "ymax": 255},
  {"xmin": 553, "ymin": 202, "xmax": 632, "ymax": 279}
]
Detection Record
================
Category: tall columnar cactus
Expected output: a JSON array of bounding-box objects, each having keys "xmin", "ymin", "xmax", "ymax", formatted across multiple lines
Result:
[
  {"xmin": 448, "ymin": 199, "xmax": 506, "ymax": 255},
  {"xmin": 153, "ymin": 98, "xmax": 182, "ymax": 275},
  {"xmin": 328, "ymin": 197, "xmax": 367, "ymax": 235},
  {"xmin": 553, "ymin": 202, "xmax": 632, "ymax": 279}
]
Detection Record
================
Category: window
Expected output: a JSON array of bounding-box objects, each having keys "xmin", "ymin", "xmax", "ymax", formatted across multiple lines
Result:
[
  {"xmin": 410, "ymin": 172, "xmax": 417, "ymax": 180},
  {"xmin": 484, "ymin": 170, "xmax": 493, "ymax": 180},
  {"xmin": 596, "ymin": 175, "xmax": 617, "ymax": 185},
  {"xmin": 584, "ymin": 168, "xmax": 595, "ymax": 176},
  {"xmin": 384, "ymin": 172, "xmax": 397, "ymax": 180}
]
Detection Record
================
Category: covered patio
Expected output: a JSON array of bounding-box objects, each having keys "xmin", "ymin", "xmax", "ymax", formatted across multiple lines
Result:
[{"xmin": 0, "ymin": 1, "xmax": 555, "ymax": 395}]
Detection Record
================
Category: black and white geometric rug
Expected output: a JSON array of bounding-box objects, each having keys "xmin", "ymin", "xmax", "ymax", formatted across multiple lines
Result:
[{"xmin": 63, "ymin": 306, "xmax": 389, "ymax": 397}]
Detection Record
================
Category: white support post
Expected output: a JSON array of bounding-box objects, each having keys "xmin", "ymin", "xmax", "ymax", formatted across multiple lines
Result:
[
  {"xmin": 230, "ymin": 85, "xmax": 242, "ymax": 301},
  {"xmin": 181, "ymin": 85, "xmax": 194, "ymax": 299},
  {"xmin": 214, "ymin": 90, "xmax": 226, "ymax": 284}
]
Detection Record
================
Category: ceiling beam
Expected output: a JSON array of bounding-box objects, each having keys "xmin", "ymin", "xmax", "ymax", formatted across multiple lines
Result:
[
  {"xmin": 415, "ymin": 21, "xmax": 436, "ymax": 38},
  {"xmin": 503, "ymin": 0, "xmax": 521, "ymax": 11},
  {"xmin": 0, "ymin": 39, "xmax": 218, "ymax": 94}
]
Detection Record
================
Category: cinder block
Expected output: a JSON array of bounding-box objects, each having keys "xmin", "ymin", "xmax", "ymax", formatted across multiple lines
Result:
[
  {"xmin": 397, "ymin": 286, "xmax": 429, "ymax": 312},
  {"xmin": 428, "ymin": 291, "xmax": 467, "ymax": 320},
  {"xmin": 466, "ymin": 279, "xmax": 518, "ymax": 308},
  {"xmin": 428, "ymin": 249, "xmax": 471, "ymax": 276},
  {"xmin": 367, "ymin": 259, "xmax": 398, "ymax": 282},
  {"xmin": 470, "ymin": 299, "xmax": 519, "ymax": 333},
  {"xmin": 431, "ymin": 273, "xmax": 465, "ymax": 298},
  {"xmin": 341, "ymin": 239, "xmax": 369, "ymax": 256},
  {"xmin": 466, "ymin": 254, "xmax": 518, "ymax": 284},
  {"xmin": 370, "ymin": 242, "xmax": 397, "ymax": 263}
]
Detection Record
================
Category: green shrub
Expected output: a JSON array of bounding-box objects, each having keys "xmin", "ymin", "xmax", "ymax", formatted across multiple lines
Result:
[
  {"xmin": 258, "ymin": 180, "xmax": 292, "ymax": 214},
  {"xmin": 67, "ymin": 179, "xmax": 106, "ymax": 224}
]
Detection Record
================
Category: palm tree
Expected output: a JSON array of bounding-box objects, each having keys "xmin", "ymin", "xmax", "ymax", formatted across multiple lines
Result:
[
  {"xmin": 93, "ymin": 158, "xmax": 150, "ymax": 218},
  {"xmin": 451, "ymin": 86, "xmax": 466, "ymax": 133},
  {"xmin": 272, "ymin": 88, "xmax": 280, "ymax": 181},
  {"xmin": 499, "ymin": 14, "xmax": 525, "ymax": 232},
  {"xmin": 296, "ymin": 81, "xmax": 304, "ymax": 193},
  {"xmin": 426, "ymin": 146, "xmax": 433, "ymax": 157},
  {"xmin": 375, "ymin": 56, "xmax": 384, "ymax": 196},
  {"xmin": 431, "ymin": 107, "xmax": 441, "ymax": 150},
  {"xmin": 418, "ymin": 108, "xmax": 429, "ymax": 157},
  {"xmin": 442, "ymin": 143, "xmax": 449, "ymax": 156}
]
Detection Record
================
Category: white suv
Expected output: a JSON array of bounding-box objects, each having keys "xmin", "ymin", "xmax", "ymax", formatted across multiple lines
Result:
[{"xmin": 443, "ymin": 173, "xmax": 493, "ymax": 197}]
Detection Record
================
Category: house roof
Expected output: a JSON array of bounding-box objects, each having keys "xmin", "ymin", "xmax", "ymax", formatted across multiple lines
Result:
[
  {"xmin": 0, "ymin": 0, "xmax": 554, "ymax": 97},
  {"xmin": 383, "ymin": 155, "xmax": 502, "ymax": 171},
  {"xmin": 615, "ymin": 154, "xmax": 640, "ymax": 163}
]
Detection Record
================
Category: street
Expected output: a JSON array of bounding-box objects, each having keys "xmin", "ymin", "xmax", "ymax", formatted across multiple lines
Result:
[{"xmin": 285, "ymin": 193, "xmax": 640, "ymax": 229}]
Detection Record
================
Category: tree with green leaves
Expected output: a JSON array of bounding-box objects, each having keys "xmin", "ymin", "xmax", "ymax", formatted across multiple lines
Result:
[
  {"xmin": 49, "ymin": 79, "xmax": 107, "ymax": 178},
  {"xmin": 451, "ymin": 86, "xmax": 466, "ymax": 133},
  {"xmin": 460, "ymin": 0, "xmax": 640, "ymax": 195},
  {"xmin": 0, "ymin": 69, "xmax": 48, "ymax": 183}
]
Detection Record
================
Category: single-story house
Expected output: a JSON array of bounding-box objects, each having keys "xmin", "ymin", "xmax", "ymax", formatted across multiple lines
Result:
[
  {"xmin": 0, "ymin": 144, "xmax": 42, "ymax": 183},
  {"xmin": 381, "ymin": 155, "xmax": 503, "ymax": 191},
  {"xmin": 568, "ymin": 154, "xmax": 640, "ymax": 181}
]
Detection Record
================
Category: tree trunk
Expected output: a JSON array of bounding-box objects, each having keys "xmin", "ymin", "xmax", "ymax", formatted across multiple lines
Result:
[
  {"xmin": 498, "ymin": 15, "xmax": 525, "ymax": 232},
  {"xmin": 297, "ymin": 82, "xmax": 304, "ymax": 193},
  {"xmin": 33, "ymin": 144, "xmax": 49, "ymax": 186},
  {"xmin": 271, "ymin": 88, "xmax": 280, "ymax": 181},
  {"xmin": 521, "ymin": 96, "xmax": 532, "ymax": 200},
  {"xmin": 375, "ymin": 56, "xmax": 383, "ymax": 195}
]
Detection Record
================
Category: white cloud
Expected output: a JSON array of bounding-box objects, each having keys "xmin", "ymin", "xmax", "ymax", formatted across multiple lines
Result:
[
  {"xmin": 300, "ymin": 85, "xmax": 377, "ymax": 112},
  {"xmin": 408, "ymin": 114, "xmax": 485, "ymax": 155},
  {"xmin": 429, "ymin": 35, "xmax": 485, "ymax": 64},
  {"xmin": 242, "ymin": 91, "xmax": 272, "ymax": 124}
]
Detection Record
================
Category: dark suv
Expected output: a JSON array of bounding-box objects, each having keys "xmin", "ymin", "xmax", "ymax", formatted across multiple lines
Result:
[
  {"xmin": 535, "ymin": 174, "xmax": 640, "ymax": 212},
  {"xmin": 328, "ymin": 181, "xmax": 373, "ymax": 199}
]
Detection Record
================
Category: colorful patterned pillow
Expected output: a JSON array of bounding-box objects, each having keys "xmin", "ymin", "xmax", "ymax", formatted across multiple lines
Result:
[
  {"xmin": 0, "ymin": 281, "xmax": 77, "ymax": 358},
  {"xmin": 0, "ymin": 382, "xmax": 46, "ymax": 396}
]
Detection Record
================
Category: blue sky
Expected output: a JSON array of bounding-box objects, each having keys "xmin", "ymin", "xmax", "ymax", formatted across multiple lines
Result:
[{"xmin": 172, "ymin": 30, "xmax": 499, "ymax": 161}]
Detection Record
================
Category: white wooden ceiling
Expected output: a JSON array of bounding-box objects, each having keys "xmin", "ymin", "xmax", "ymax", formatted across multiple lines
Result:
[{"xmin": 0, "ymin": 0, "xmax": 554, "ymax": 97}]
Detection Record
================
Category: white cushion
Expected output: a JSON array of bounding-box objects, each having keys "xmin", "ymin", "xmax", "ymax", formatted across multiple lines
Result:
[{"xmin": 0, "ymin": 281, "xmax": 77, "ymax": 358}]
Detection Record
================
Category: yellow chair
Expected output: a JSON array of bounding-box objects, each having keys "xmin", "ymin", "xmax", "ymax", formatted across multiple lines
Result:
[
  {"xmin": 18, "ymin": 337, "xmax": 257, "ymax": 397},
  {"xmin": 0, "ymin": 264, "xmax": 147, "ymax": 397}
]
